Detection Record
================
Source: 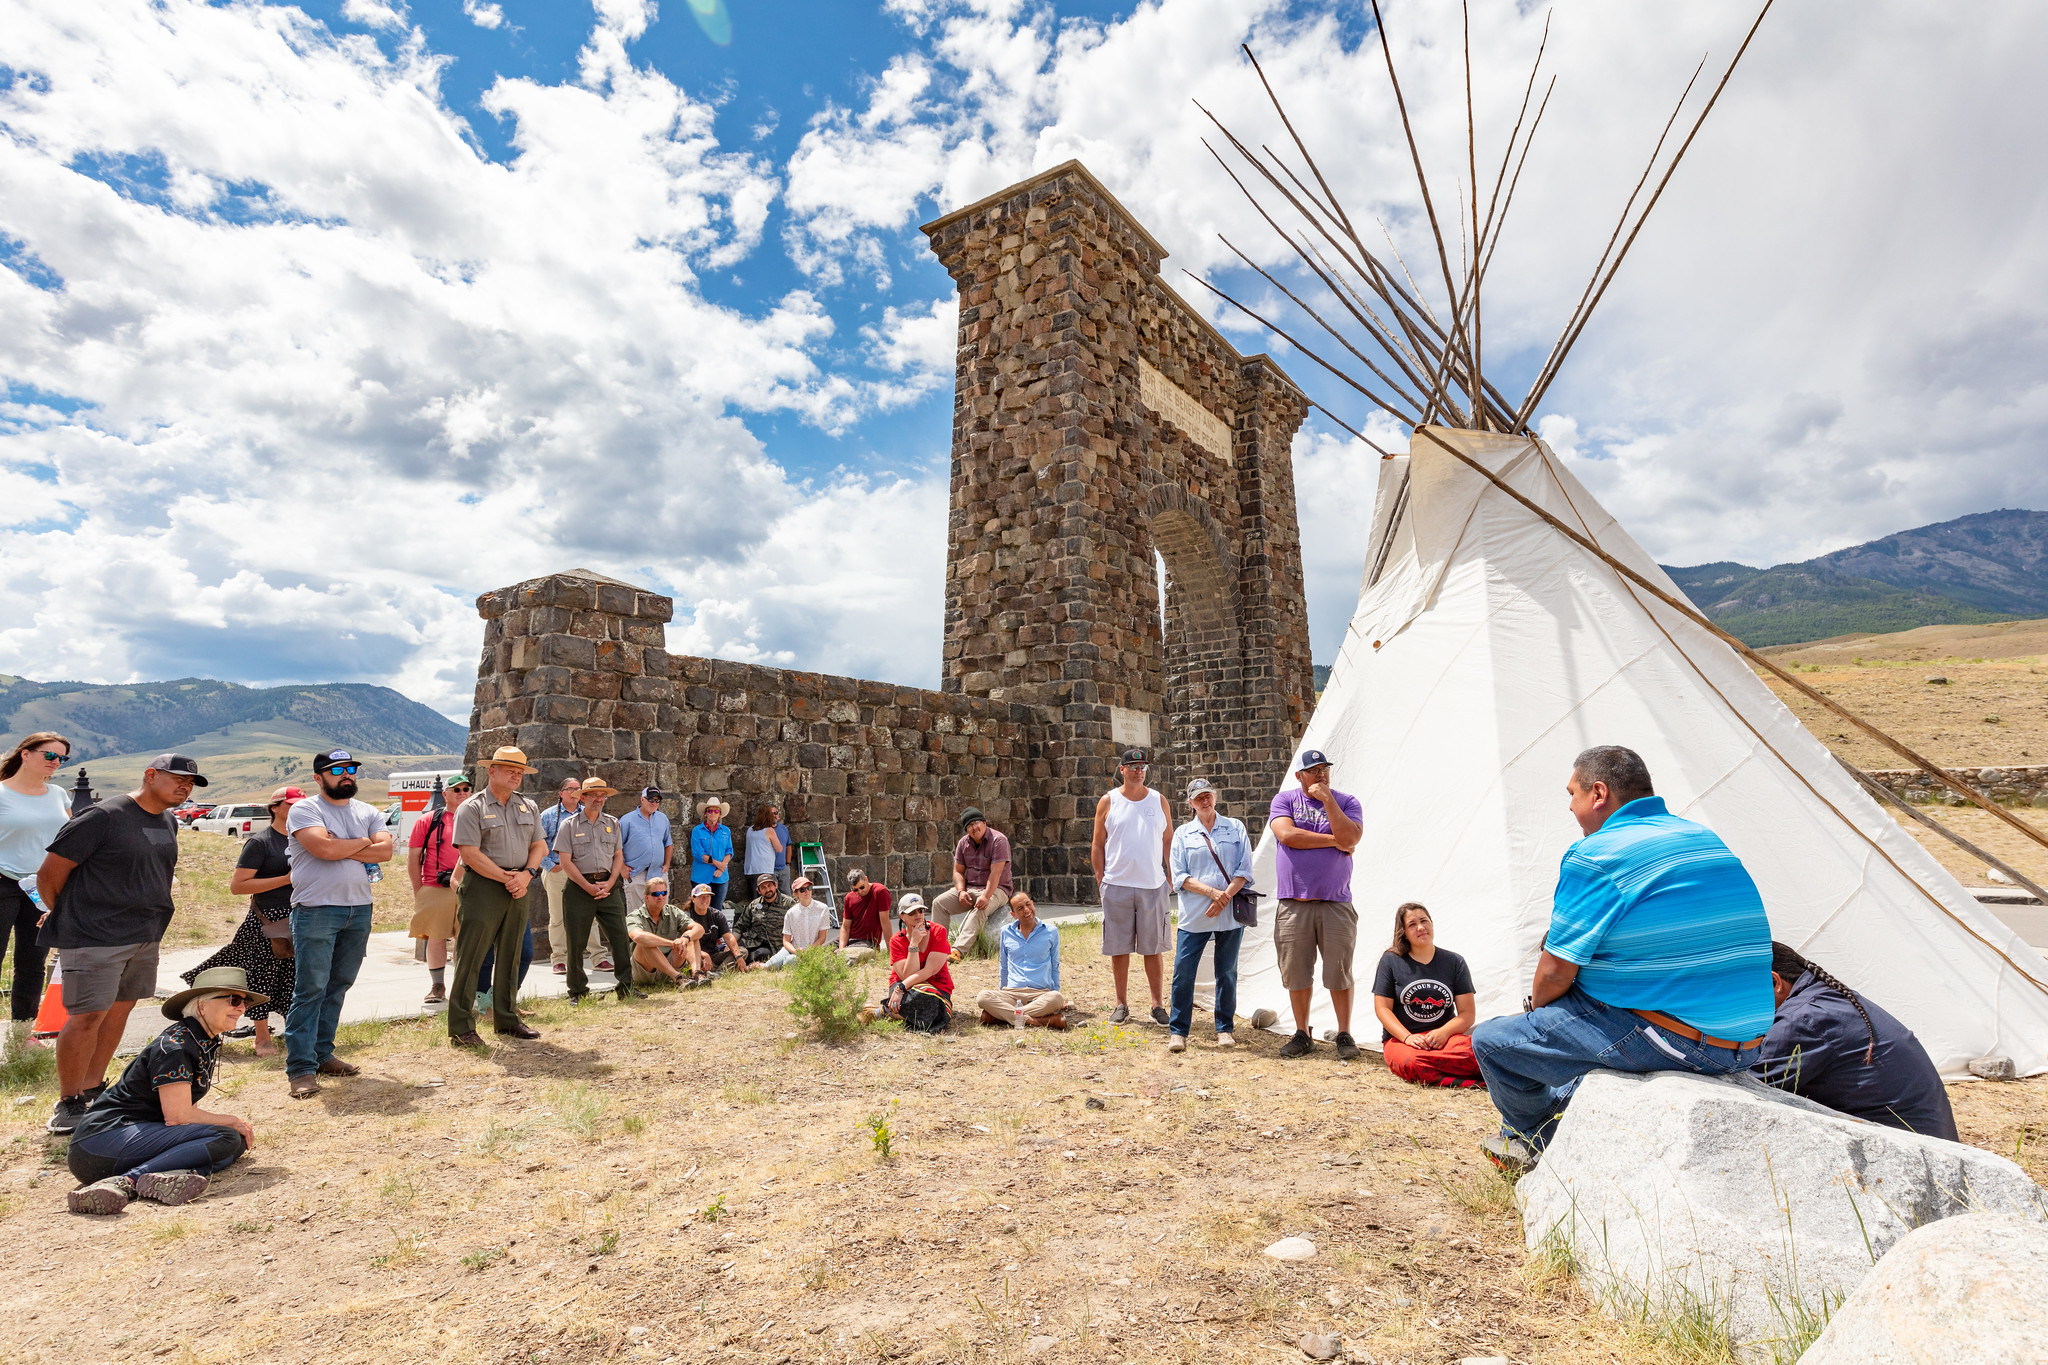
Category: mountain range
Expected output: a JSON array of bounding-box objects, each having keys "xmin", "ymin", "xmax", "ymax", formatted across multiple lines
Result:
[
  {"xmin": 0, "ymin": 676, "xmax": 466, "ymax": 765},
  {"xmin": 1663, "ymin": 508, "xmax": 2048, "ymax": 648}
]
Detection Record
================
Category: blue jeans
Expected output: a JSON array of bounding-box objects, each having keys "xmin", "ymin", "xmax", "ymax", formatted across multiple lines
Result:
[
  {"xmin": 477, "ymin": 927, "xmax": 534, "ymax": 996},
  {"xmin": 68, "ymin": 1121, "xmax": 245, "ymax": 1184},
  {"xmin": 1168, "ymin": 926, "xmax": 1243, "ymax": 1038},
  {"xmin": 286, "ymin": 903, "xmax": 373, "ymax": 1079},
  {"xmin": 1469, "ymin": 985, "xmax": 1763, "ymax": 1148}
]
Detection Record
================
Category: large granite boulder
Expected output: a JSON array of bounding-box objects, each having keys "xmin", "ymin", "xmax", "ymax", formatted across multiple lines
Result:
[
  {"xmin": 1516, "ymin": 1070, "xmax": 2047, "ymax": 1357},
  {"xmin": 1799, "ymin": 1211, "xmax": 2048, "ymax": 1363}
]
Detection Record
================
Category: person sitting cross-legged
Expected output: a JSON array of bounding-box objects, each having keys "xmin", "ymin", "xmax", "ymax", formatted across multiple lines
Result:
[
  {"xmin": 765, "ymin": 877, "xmax": 832, "ymax": 968},
  {"xmin": 628, "ymin": 877, "xmax": 708, "ymax": 989},
  {"xmin": 1468, "ymin": 745, "xmax": 1776, "ymax": 1174},
  {"xmin": 1753, "ymin": 941, "xmax": 1956, "ymax": 1140},
  {"xmin": 734, "ymin": 872, "xmax": 793, "ymax": 965},
  {"xmin": 1373, "ymin": 902, "xmax": 1483, "ymax": 1088},
  {"xmin": 865, "ymin": 894, "xmax": 952, "ymax": 1032},
  {"xmin": 685, "ymin": 882, "xmax": 749, "ymax": 973},
  {"xmin": 975, "ymin": 893, "xmax": 1068, "ymax": 1029},
  {"xmin": 65, "ymin": 967, "xmax": 260, "ymax": 1215}
]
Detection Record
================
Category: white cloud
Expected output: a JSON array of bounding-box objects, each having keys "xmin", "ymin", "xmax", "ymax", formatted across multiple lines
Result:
[
  {"xmin": 462, "ymin": 0, "xmax": 504, "ymax": 30},
  {"xmin": 341, "ymin": 0, "xmax": 409, "ymax": 31}
]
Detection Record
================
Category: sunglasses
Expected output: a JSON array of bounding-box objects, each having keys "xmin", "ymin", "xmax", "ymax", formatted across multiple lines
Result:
[
  {"xmin": 34, "ymin": 750, "xmax": 68, "ymax": 764},
  {"xmin": 323, "ymin": 765, "xmax": 361, "ymax": 776},
  {"xmin": 448, "ymin": 784, "xmax": 472, "ymax": 792},
  {"xmin": 648, "ymin": 890, "xmax": 670, "ymax": 898},
  {"xmin": 216, "ymin": 993, "xmax": 251, "ymax": 1010}
]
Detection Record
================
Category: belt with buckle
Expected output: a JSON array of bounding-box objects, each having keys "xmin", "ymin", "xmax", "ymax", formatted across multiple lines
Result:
[{"xmin": 1628, "ymin": 1008, "xmax": 1766, "ymax": 1052}]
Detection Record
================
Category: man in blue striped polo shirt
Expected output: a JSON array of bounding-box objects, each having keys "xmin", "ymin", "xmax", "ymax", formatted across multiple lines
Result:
[{"xmin": 1471, "ymin": 746, "xmax": 1775, "ymax": 1173}]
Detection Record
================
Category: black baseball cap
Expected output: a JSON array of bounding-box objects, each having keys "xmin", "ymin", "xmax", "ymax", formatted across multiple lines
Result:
[
  {"xmin": 313, "ymin": 748, "xmax": 358, "ymax": 773},
  {"xmin": 642, "ymin": 786, "xmax": 663, "ymax": 801},
  {"xmin": 147, "ymin": 753, "xmax": 208, "ymax": 786},
  {"xmin": 1120, "ymin": 747, "xmax": 1149, "ymax": 765}
]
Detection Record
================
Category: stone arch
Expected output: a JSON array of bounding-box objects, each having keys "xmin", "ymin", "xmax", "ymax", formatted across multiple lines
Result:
[{"xmin": 1142, "ymin": 481, "xmax": 1246, "ymax": 801}]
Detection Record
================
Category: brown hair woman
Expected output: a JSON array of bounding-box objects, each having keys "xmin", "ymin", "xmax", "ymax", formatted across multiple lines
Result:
[
  {"xmin": 0, "ymin": 732, "xmax": 75, "ymax": 1020},
  {"xmin": 1370, "ymin": 902, "xmax": 1484, "ymax": 1087}
]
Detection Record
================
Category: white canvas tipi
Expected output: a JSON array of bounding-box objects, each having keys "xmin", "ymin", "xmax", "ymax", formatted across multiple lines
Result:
[{"xmin": 1229, "ymin": 427, "xmax": 2048, "ymax": 1079}]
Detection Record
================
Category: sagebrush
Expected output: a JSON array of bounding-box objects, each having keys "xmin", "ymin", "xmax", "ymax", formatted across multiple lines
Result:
[{"xmin": 779, "ymin": 946, "xmax": 869, "ymax": 1041}]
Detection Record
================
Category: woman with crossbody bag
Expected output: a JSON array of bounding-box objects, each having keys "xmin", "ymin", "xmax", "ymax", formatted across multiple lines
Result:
[
  {"xmin": 177, "ymin": 785, "xmax": 300, "ymax": 1057},
  {"xmin": 1165, "ymin": 776, "xmax": 1259, "ymax": 1053}
]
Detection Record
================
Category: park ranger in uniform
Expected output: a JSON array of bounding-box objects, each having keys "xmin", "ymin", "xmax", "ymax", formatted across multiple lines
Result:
[
  {"xmin": 553, "ymin": 777, "xmax": 640, "ymax": 1004},
  {"xmin": 448, "ymin": 746, "xmax": 547, "ymax": 1046}
]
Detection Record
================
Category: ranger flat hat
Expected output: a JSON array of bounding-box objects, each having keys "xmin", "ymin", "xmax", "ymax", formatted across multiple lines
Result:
[
  {"xmin": 578, "ymin": 777, "xmax": 619, "ymax": 797},
  {"xmin": 484, "ymin": 745, "xmax": 539, "ymax": 774}
]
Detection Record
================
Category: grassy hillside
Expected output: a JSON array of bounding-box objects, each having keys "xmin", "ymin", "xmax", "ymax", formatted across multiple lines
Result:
[
  {"xmin": 70, "ymin": 719, "xmax": 459, "ymax": 804},
  {"xmin": 1665, "ymin": 561, "xmax": 2020, "ymax": 648},
  {"xmin": 0, "ymin": 675, "xmax": 465, "ymax": 765}
]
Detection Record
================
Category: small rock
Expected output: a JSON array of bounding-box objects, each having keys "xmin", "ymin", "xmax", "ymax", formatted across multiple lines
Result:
[
  {"xmin": 1985, "ymin": 866, "xmax": 2015, "ymax": 885},
  {"xmin": 11, "ymin": 1096, "xmax": 32, "ymax": 1107},
  {"xmin": 1967, "ymin": 1055, "xmax": 2018, "ymax": 1081},
  {"xmin": 1001, "ymin": 1223, "xmax": 1017, "ymax": 1235},
  {"xmin": 1318, "ymin": 1028, "xmax": 1337, "ymax": 1042},
  {"xmin": 1249, "ymin": 1008, "xmax": 1280, "ymax": 1029},
  {"xmin": 1460, "ymin": 1358, "xmax": 1510, "ymax": 1365},
  {"xmin": 1085, "ymin": 1096, "xmax": 1106, "ymax": 1110},
  {"xmin": 631, "ymin": 1177, "xmax": 649, "ymax": 1190},
  {"xmin": 1025, "ymin": 1335, "xmax": 1058, "ymax": 1355},
  {"xmin": 1298, "ymin": 1331, "xmax": 1342, "ymax": 1360},
  {"xmin": 1263, "ymin": 1236, "xmax": 1317, "ymax": 1262},
  {"xmin": 1925, "ymin": 675, "xmax": 1949, "ymax": 684},
  {"xmin": 586, "ymin": 1261, "xmax": 599, "ymax": 1274},
  {"xmin": 1391, "ymin": 1295, "xmax": 1413, "ymax": 1307},
  {"xmin": 1323, "ymin": 1289, "xmax": 1347, "ymax": 1308},
  {"xmin": 626, "ymin": 1326, "xmax": 650, "ymax": 1341}
]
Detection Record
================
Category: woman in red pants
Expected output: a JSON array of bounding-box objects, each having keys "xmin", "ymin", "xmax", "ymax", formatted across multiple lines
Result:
[{"xmin": 1371, "ymin": 902, "xmax": 1484, "ymax": 1087}]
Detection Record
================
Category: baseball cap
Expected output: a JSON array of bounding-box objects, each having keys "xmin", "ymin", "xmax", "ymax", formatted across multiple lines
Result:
[
  {"xmin": 267, "ymin": 785, "xmax": 306, "ymax": 804},
  {"xmin": 641, "ymin": 786, "xmax": 663, "ymax": 801},
  {"xmin": 148, "ymin": 753, "xmax": 209, "ymax": 786},
  {"xmin": 756, "ymin": 871, "xmax": 778, "ymax": 886},
  {"xmin": 792, "ymin": 876, "xmax": 813, "ymax": 891},
  {"xmin": 446, "ymin": 772, "xmax": 473, "ymax": 789},
  {"xmin": 898, "ymin": 892, "xmax": 927, "ymax": 915},
  {"xmin": 1121, "ymin": 747, "xmax": 1149, "ymax": 765},
  {"xmin": 1184, "ymin": 777, "xmax": 1216, "ymax": 798},
  {"xmin": 1297, "ymin": 749, "xmax": 1331, "ymax": 770},
  {"xmin": 313, "ymin": 748, "xmax": 357, "ymax": 773},
  {"xmin": 690, "ymin": 883, "xmax": 713, "ymax": 898}
]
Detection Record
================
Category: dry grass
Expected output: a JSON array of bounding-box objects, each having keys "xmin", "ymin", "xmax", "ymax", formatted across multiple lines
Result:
[{"xmin": 4, "ymin": 921, "xmax": 2038, "ymax": 1365}]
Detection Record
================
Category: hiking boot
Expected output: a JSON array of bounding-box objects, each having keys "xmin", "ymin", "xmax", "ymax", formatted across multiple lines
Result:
[
  {"xmin": 45, "ymin": 1093, "xmax": 89, "ymax": 1134},
  {"xmin": 494, "ymin": 1022, "xmax": 541, "ymax": 1040},
  {"xmin": 288, "ymin": 1074, "xmax": 321, "ymax": 1100},
  {"xmin": 316, "ymin": 1057, "xmax": 360, "ymax": 1077},
  {"xmin": 134, "ymin": 1169, "xmax": 210, "ymax": 1206},
  {"xmin": 1167, "ymin": 1035, "xmax": 1186, "ymax": 1053},
  {"xmin": 423, "ymin": 983, "xmax": 447, "ymax": 1007},
  {"xmin": 1149, "ymin": 1005, "xmax": 1170, "ymax": 1027},
  {"xmin": 1108, "ymin": 1004, "xmax": 1131, "ymax": 1025},
  {"xmin": 1215, "ymin": 1032, "xmax": 1236, "ymax": 1048},
  {"xmin": 1278, "ymin": 1030, "xmax": 1314, "ymax": 1058},
  {"xmin": 1482, "ymin": 1134, "xmax": 1539, "ymax": 1177},
  {"xmin": 67, "ymin": 1176, "xmax": 136, "ymax": 1215},
  {"xmin": 1334, "ymin": 1032, "xmax": 1361, "ymax": 1061}
]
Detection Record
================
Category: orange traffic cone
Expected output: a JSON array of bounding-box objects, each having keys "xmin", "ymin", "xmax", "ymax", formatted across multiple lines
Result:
[{"xmin": 29, "ymin": 959, "xmax": 65, "ymax": 1040}]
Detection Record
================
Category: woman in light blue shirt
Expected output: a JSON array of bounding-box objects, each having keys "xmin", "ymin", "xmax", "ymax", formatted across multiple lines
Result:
[
  {"xmin": 0, "ymin": 732, "xmax": 76, "ymax": 1021},
  {"xmin": 1166, "ymin": 776, "xmax": 1255, "ymax": 1052}
]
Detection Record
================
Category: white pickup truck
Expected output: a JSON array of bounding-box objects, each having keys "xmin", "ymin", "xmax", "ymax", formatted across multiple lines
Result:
[{"xmin": 191, "ymin": 802, "xmax": 270, "ymax": 838}]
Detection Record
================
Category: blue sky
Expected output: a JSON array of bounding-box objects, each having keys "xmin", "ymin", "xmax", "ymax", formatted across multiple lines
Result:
[{"xmin": 3, "ymin": 0, "xmax": 2046, "ymax": 719}]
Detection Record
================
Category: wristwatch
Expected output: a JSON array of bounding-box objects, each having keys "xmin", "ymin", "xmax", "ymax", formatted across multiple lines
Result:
[{"xmin": 521, "ymin": 865, "xmax": 541, "ymax": 877}]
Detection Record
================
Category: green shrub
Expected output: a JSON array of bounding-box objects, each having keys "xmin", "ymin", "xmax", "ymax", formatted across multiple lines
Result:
[{"xmin": 778, "ymin": 946, "xmax": 869, "ymax": 1042}]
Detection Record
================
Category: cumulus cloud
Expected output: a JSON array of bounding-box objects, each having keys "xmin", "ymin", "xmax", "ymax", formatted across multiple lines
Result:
[{"xmin": 462, "ymin": 0, "xmax": 503, "ymax": 30}]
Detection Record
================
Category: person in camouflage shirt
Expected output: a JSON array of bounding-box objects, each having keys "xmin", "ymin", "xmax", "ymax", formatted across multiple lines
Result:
[{"xmin": 733, "ymin": 872, "xmax": 794, "ymax": 964}]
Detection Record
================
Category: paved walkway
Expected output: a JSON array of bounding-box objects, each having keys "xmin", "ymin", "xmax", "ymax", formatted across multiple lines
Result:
[{"xmin": 118, "ymin": 902, "xmax": 1103, "ymax": 1053}]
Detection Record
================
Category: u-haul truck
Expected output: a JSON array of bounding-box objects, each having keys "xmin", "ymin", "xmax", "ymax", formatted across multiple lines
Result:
[{"xmin": 387, "ymin": 768, "xmax": 466, "ymax": 846}]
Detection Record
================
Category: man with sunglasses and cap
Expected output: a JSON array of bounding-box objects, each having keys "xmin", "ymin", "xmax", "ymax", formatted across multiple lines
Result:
[
  {"xmin": 449, "ymin": 746, "xmax": 549, "ymax": 1046},
  {"xmin": 1269, "ymin": 748, "xmax": 1364, "ymax": 1061},
  {"xmin": 408, "ymin": 772, "xmax": 472, "ymax": 1007},
  {"xmin": 283, "ymin": 747, "xmax": 393, "ymax": 1098},
  {"xmin": 1092, "ymin": 748, "xmax": 1173, "ymax": 1026},
  {"xmin": 628, "ymin": 876, "xmax": 706, "ymax": 987},
  {"xmin": 64, "ymin": 965, "xmax": 261, "ymax": 1214},
  {"xmin": 554, "ymin": 777, "xmax": 642, "ymax": 1003},
  {"xmin": 37, "ymin": 753, "xmax": 205, "ymax": 1134}
]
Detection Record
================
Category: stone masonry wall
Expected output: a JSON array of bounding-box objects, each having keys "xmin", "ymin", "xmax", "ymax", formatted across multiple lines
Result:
[{"xmin": 1869, "ymin": 765, "xmax": 2048, "ymax": 808}]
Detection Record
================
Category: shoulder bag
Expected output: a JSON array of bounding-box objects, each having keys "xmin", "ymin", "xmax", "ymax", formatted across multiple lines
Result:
[{"xmin": 1197, "ymin": 826, "xmax": 1260, "ymax": 928}]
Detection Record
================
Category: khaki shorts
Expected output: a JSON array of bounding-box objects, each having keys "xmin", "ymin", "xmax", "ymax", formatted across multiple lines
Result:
[
  {"xmin": 408, "ymin": 885, "xmax": 460, "ymax": 941},
  {"xmin": 60, "ymin": 941, "xmax": 161, "ymax": 1013},
  {"xmin": 1100, "ymin": 882, "xmax": 1171, "ymax": 956},
  {"xmin": 1275, "ymin": 899, "xmax": 1357, "ymax": 992}
]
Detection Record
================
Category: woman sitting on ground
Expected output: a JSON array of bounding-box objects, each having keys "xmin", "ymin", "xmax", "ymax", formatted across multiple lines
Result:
[
  {"xmin": 1753, "ymin": 941, "xmax": 1956, "ymax": 1140},
  {"xmin": 66, "ymin": 967, "xmax": 260, "ymax": 1215},
  {"xmin": 1371, "ymin": 902, "xmax": 1484, "ymax": 1088}
]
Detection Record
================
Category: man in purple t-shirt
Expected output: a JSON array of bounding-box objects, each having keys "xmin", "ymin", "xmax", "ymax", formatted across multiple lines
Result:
[{"xmin": 1268, "ymin": 749, "xmax": 1363, "ymax": 1060}]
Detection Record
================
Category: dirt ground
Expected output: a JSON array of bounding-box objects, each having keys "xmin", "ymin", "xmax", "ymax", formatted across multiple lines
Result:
[{"xmin": 2, "ymin": 922, "xmax": 2043, "ymax": 1365}]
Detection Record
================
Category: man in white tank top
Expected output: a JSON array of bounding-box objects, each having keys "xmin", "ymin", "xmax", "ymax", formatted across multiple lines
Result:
[{"xmin": 1090, "ymin": 747, "xmax": 1173, "ymax": 1026}]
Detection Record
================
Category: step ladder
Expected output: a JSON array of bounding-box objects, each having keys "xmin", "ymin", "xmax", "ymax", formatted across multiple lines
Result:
[{"xmin": 795, "ymin": 842, "xmax": 836, "ymax": 912}]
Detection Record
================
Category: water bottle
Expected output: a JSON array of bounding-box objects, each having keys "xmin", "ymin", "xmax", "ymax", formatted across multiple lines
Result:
[
  {"xmin": 364, "ymin": 861, "xmax": 383, "ymax": 883},
  {"xmin": 20, "ymin": 875, "xmax": 45, "ymax": 912}
]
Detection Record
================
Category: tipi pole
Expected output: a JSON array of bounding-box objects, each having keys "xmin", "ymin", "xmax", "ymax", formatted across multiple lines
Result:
[{"xmin": 1841, "ymin": 760, "xmax": 2048, "ymax": 906}]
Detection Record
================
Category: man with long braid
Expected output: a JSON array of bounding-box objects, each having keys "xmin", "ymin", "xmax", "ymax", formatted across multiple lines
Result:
[
  {"xmin": 1470, "ymin": 745, "xmax": 1777, "ymax": 1174},
  {"xmin": 1753, "ymin": 941, "xmax": 1956, "ymax": 1140}
]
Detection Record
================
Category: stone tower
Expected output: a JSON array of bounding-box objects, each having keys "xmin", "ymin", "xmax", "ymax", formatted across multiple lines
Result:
[{"xmin": 923, "ymin": 160, "xmax": 1316, "ymax": 887}]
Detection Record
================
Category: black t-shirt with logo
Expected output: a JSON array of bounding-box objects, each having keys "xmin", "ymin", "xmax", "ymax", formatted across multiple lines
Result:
[
  {"xmin": 1371, "ymin": 948, "xmax": 1476, "ymax": 1042},
  {"xmin": 74, "ymin": 1018, "xmax": 219, "ymax": 1142},
  {"xmin": 41, "ymin": 794, "xmax": 180, "ymax": 950}
]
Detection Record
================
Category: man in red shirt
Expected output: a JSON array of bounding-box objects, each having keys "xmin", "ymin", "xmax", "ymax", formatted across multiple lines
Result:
[
  {"xmin": 406, "ymin": 774, "xmax": 471, "ymax": 1007},
  {"xmin": 869, "ymin": 894, "xmax": 952, "ymax": 1033},
  {"xmin": 837, "ymin": 867, "xmax": 892, "ymax": 963}
]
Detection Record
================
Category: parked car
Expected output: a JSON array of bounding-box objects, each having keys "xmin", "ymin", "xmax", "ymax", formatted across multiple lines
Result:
[
  {"xmin": 193, "ymin": 803, "xmax": 268, "ymax": 837},
  {"xmin": 175, "ymin": 802, "xmax": 216, "ymax": 827}
]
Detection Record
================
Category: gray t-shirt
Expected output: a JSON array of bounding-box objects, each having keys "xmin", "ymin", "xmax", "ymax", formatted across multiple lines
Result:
[{"xmin": 285, "ymin": 796, "xmax": 382, "ymax": 908}]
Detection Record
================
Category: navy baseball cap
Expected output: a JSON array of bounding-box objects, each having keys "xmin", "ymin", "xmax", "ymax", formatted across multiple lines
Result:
[{"xmin": 1296, "ymin": 750, "xmax": 1332, "ymax": 770}]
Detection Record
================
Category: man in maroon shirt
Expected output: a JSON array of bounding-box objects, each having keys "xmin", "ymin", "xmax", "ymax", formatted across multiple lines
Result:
[{"xmin": 838, "ymin": 867, "xmax": 892, "ymax": 963}]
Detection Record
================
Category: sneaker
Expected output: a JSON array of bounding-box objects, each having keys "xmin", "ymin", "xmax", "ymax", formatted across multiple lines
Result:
[
  {"xmin": 67, "ymin": 1175, "xmax": 136, "ymax": 1215},
  {"xmin": 1149, "ymin": 1005, "xmax": 1170, "ymax": 1027},
  {"xmin": 552, "ymin": 962, "xmax": 567, "ymax": 975},
  {"xmin": 1167, "ymin": 1035, "xmax": 1186, "ymax": 1053},
  {"xmin": 594, "ymin": 959, "xmax": 614, "ymax": 973},
  {"xmin": 1482, "ymin": 1134, "xmax": 1539, "ymax": 1177},
  {"xmin": 1108, "ymin": 1004, "xmax": 1131, "ymax": 1025},
  {"xmin": 423, "ymin": 983, "xmax": 447, "ymax": 1006},
  {"xmin": 1278, "ymin": 1030, "xmax": 1314, "ymax": 1058},
  {"xmin": 1334, "ymin": 1032, "xmax": 1361, "ymax": 1061},
  {"xmin": 46, "ymin": 1093, "xmax": 89, "ymax": 1135},
  {"xmin": 1215, "ymin": 1032, "xmax": 1236, "ymax": 1048},
  {"xmin": 134, "ymin": 1170, "xmax": 210, "ymax": 1206}
]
